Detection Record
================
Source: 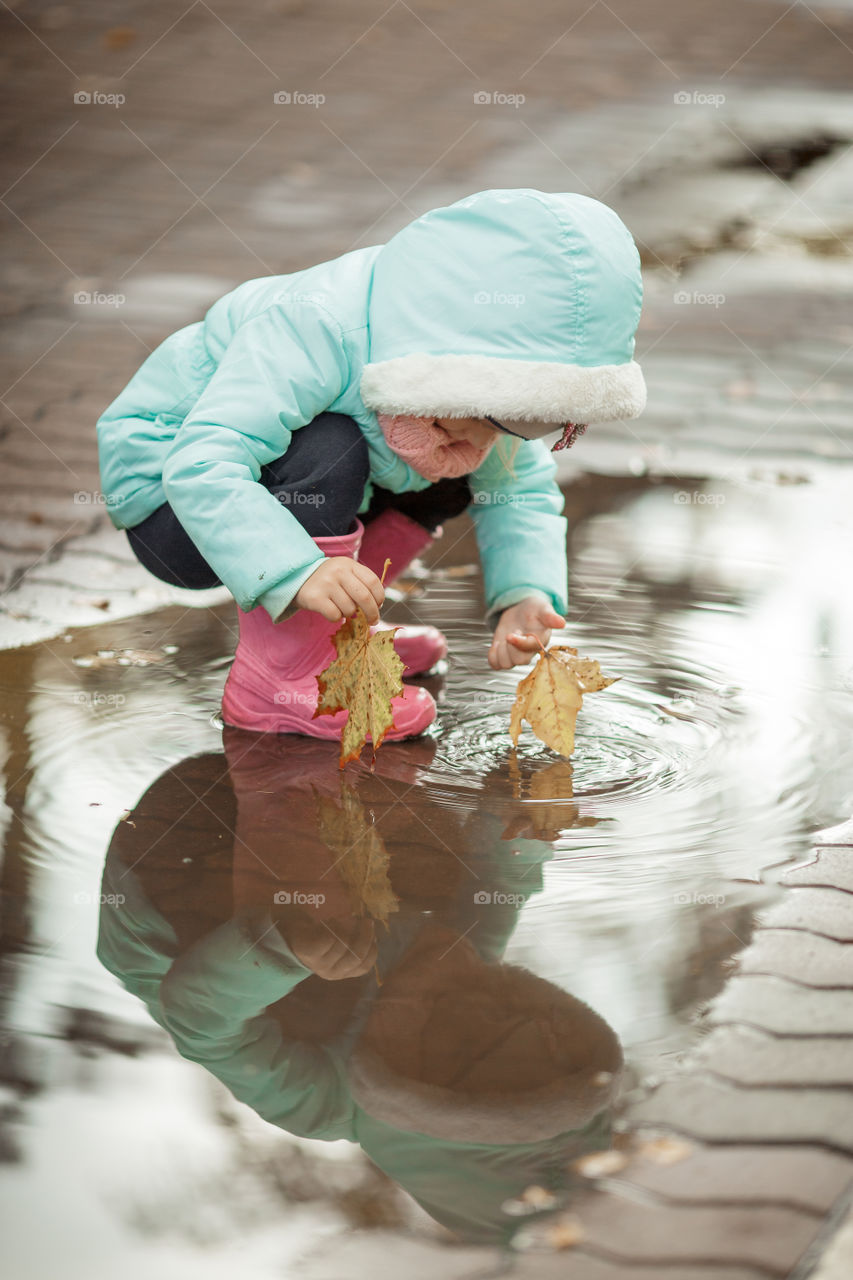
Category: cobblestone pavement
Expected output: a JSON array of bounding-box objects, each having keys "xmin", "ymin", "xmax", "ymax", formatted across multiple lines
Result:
[{"xmin": 3, "ymin": 1, "xmax": 853, "ymax": 1275}]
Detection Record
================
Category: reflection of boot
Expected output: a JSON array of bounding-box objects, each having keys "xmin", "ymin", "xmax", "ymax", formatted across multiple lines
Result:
[
  {"xmin": 359, "ymin": 509, "xmax": 448, "ymax": 675},
  {"xmin": 221, "ymin": 519, "xmax": 437, "ymax": 738}
]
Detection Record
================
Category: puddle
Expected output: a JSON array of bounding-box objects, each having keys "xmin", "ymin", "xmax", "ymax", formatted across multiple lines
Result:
[{"xmin": 2, "ymin": 468, "xmax": 853, "ymax": 1273}]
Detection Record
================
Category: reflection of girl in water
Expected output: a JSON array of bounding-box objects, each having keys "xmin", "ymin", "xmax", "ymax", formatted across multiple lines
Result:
[{"xmin": 98, "ymin": 731, "xmax": 622, "ymax": 1245}]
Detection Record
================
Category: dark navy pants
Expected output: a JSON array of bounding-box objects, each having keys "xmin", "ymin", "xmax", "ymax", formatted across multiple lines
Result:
[{"xmin": 126, "ymin": 412, "xmax": 472, "ymax": 590}]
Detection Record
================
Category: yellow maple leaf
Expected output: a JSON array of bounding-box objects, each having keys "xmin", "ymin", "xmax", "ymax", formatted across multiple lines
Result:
[
  {"xmin": 314, "ymin": 564, "xmax": 405, "ymax": 768},
  {"xmin": 509, "ymin": 644, "xmax": 619, "ymax": 757}
]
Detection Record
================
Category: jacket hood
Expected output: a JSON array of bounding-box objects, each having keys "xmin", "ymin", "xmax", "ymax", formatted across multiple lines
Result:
[{"xmin": 361, "ymin": 188, "xmax": 646, "ymax": 425}]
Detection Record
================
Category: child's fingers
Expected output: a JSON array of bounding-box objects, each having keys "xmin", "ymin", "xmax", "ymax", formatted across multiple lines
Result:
[
  {"xmin": 541, "ymin": 607, "xmax": 566, "ymax": 629},
  {"xmin": 343, "ymin": 573, "xmax": 382, "ymax": 624},
  {"xmin": 353, "ymin": 562, "xmax": 386, "ymax": 609},
  {"xmin": 506, "ymin": 631, "xmax": 541, "ymax": 651}
]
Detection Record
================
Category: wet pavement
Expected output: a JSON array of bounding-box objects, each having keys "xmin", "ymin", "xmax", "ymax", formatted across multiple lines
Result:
[
  {"xmin": 3, "ymin": 468, "xmax": 853, "ymax": 1276},
  {"xmin": 4, "ymin": 0, "xmax": 853, "ymax": 1276}
]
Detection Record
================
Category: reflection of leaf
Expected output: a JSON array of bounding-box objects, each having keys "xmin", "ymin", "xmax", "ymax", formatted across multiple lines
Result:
[
  {"xmin": 315, "ymin": 611, "xmax": 405, "ymax": 769},
  {"xmin": 504, "ymin": 756, "xmax": 604, "ymax": 840},
  {"xmin": 509, "ymin": 645, "xmax": 619, "ymax": 757},
  {"xmin": 316, "ymin": 784, "xmax": 398, "ymax": 927}
]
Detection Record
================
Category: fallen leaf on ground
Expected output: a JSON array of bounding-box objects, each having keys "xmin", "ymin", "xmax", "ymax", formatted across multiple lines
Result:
[
  {"xmin": 315, "ymin": 783, "xmax": 398, "ymax": 927},
  {"xmin": 572, "ymin": 1149, "xmax": 629, "ymax": 1178},
  {"xmin": 636, "ymin": 1135, "xmax": 694, "ymax": 1165},
  {"xmin": 509, "ymin": 645, "xmax": 619, "ymax": 757},
  {"xmin": 315, "ymin": 583, "xmax": 405, "ymax": 768},
  {"xmin": 546, "ymin": 1215, "xmax": 586, "ymax": 1249}
]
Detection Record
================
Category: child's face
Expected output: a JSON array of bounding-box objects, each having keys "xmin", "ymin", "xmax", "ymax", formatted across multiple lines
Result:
[{"xmin": 434, "ymin": 417, "xmax": 501, "ymax": 449}]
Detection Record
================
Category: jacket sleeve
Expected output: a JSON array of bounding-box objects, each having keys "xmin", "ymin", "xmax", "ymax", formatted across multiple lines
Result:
[
  {"xmin": 160, "ymin": 301, "xmax": 350, "ymax": 620},
  {"xmin": 467, "ymin": 439, "xmax": 568, "ymax": 621},
  {"xmin": 158, "ymin": 913, "xmax": 356, "ymax": 1140}
]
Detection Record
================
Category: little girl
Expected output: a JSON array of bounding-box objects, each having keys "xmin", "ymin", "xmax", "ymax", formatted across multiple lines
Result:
[{"xmin": 96, "ymin": 187, "xmax": 646, "ymax": 741}]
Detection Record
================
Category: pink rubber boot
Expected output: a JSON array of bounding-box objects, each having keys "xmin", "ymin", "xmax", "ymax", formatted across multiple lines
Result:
[
  {"xmin": 358, "ymin": 508, "xmax": 448, "ymax": 675},
  {"xmin": 221, "ymin": 519, "xmax": 437, "ymax": 738}
]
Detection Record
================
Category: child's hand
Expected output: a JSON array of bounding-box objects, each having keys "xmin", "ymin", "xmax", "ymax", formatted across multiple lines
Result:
[
  {"xmin": 488, "ymin": 597, "xmax": 566, "ymax": 670},
  {"xmin": 276, "ymin": 910, "xmax": 378, "ymax": 980},
  {"xmin": 295, "ymin": 557, "xmax": 385, "ymax": 625}
]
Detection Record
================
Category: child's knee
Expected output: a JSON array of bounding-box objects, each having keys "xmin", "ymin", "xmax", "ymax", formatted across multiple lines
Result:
[
  {"xmin": 267, "ymin": 412, "xmax": 369, "ymax": 490},
  {"xmin": 304, "ymin": 412, "xmax": 369, "ymax": 485}
]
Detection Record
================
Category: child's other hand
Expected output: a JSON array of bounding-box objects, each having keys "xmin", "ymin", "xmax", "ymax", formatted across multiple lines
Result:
[
  {"xmin": 488, "ymin": 597, "xmax": 566, "ymax": 670},
  {"xmin": 277, "ymin": 911, "xmax": 377, "ymax": 980},
  {"xmin": 294, "ymin": 557, "xmax": 384, "ymax": 625}
]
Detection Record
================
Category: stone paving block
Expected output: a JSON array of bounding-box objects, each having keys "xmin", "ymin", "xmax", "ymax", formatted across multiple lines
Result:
[
  {"xmin": 738, "ymin": 928, "xmax": 853, "ymax": 987},
  {"xmin": 757, "ymin": 888, "xmax": 853, "ymax": 942},
  {"xmin": 518, "ymin": 1196, "xmax": 821, "ymax": 1276},
  {"xmin": 516, "ymin": 1259, "xmax": 767, "ymax": 1280},
  {"xmin": 710, "ymin": 975, "xmax": 853, "ymax": 1035},
  {"xmin": 632, "ymin": 1078, "xmax": 853, "ymax": 1152},
  {"xmin": 294, "ymin": 1232, "xmax": 498, "ymax": 1280},
  {"xmin": 813, "ymin": 817, "xmax": 853, "ymax": 845},
  {"xmin": 693, "ymin": 1024, "xmax": 853, "ymax": 1087},
  {"xmin": 610, "ymin": 1141, "xmax": 853, "ymax": 1213},
  {"xmin": 811, "ymin": 1205, "xmax": 853, "ymax": 1280},
  {"xmin": 782, "ymin": 848, "xmax": 853, "ymax": 893}
]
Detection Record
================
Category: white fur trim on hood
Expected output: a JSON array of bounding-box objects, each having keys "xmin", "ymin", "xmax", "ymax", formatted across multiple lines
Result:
[
  {"xmin": 360, "ymin": 352, "xmax": 647, "ymax": 425},
  {"xmin": 348, "ymin": 1043, "xmax": 622, "ymax": 1144}
]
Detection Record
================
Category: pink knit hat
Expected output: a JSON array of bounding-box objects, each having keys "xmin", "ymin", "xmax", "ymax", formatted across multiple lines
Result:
[{"xmin": 376, "ymin": 413, "xmax": 496, "ymax": 482}]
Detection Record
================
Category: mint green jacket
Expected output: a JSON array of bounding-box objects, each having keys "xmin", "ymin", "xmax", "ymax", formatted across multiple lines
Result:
[{"xmin": 96, "ymin": 189, "xmax": 644, "ymax": 621}]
